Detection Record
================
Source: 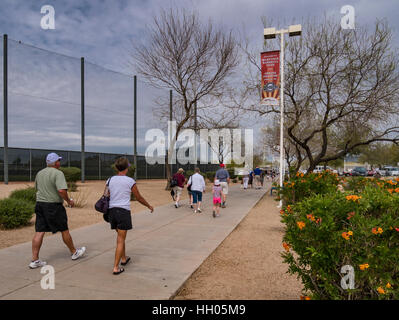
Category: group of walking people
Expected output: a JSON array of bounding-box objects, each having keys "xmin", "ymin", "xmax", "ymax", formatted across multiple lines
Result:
[
  {"xmin": 171, "ymin": 163, "xmax": 230, "ymax": 217},
  {"xmin": 242, "ymin": 166, "xmax": 264, "ymax": 190},
  {"xmin": 30, "ymin": 153, "xmax": 233, "ymax": 276},
  {"xmin": 30, "ymin": 153, "xmax": 153, "ymax": 275}
]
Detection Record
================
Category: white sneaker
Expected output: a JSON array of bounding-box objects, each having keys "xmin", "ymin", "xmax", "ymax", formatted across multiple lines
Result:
[
  {"xmin": 194, "ymin": 210, "xmax": 197, "ymax": 213},
  {"xmin": 71, "ymin": 247, "xmax": 86, "ymax": 260},
  {"xmin": 29, "ymin": 260, "xmax": 47, "ymax": 269},
  {"xmin": 198, "ymin": 208, "xmax": 202, "ymax": 213}
]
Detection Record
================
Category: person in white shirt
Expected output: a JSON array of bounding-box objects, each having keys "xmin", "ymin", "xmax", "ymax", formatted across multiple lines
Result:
[
  {"xmin": 107, "ymin": 157, "xmax": 153, "ymax": 275},
  {"xmin": 187, "ymin": 167, "xmax": 206, "ymax": 213}
]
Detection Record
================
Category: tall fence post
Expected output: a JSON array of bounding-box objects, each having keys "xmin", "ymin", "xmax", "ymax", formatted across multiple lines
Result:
[
  {"xmin": 98, "ymin": 153, "xmax": 101, "ymax": 180},
  {"xmin": 3, "ymin": 34, "xmax": 8, "ymax": 184},
  {"xmin": 81, "ymin": 57, "xmax": 85, "ymax": 183},
  {"xmin": 29, "ymin": 149, "xmax": 32, "ymax": 182},
  {"xmin": 169, "ymin": 90, "xmax": 173, "ymax": 176},
  {"xmin": 134, "ymin": 75, "xmax": 137, "ymax": 180},
  {"xmin": 194, "ymin": 100, "xmax": 197, "ymax": 171}
]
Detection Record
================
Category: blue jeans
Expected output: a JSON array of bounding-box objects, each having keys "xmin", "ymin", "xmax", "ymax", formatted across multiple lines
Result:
[{"xmin": 192, "ymin": 190, "xmax": 203, "ymax": 204}]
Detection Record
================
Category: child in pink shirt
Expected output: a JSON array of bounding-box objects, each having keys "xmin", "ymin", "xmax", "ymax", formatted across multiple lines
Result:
[{"xmin": 212, "ymin": 180, "xmax": 223, "ymax": 218}]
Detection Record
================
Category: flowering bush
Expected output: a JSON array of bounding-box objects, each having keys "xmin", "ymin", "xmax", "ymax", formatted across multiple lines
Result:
[
  {"xmin": 281, "ymin": 183, "xmax": 399, "ymax": 300},
  {"xmin": 275, "ymin": 170, "xmax": 340, "ymax": 205}
]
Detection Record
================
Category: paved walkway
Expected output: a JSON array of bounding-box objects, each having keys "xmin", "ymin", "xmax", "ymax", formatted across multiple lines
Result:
[{"xmin": 0, "ymin": 184, "xmax": 267, "ymax": 300}]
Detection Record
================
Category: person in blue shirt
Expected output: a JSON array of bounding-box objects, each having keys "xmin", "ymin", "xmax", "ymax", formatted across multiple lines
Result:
[
  {"xmin": 254, "ymin": 166, "xmax": 262, "ymax": 189},
  {"xmin": 215, "ymin": 164, "xmax": 230, "ymax": 207}
]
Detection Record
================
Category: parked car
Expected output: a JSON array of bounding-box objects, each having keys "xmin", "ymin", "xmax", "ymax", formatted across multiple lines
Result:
[
  {"xmin": 313, "ymin": 165, "xmax": 338, "ymax": 174},
  {"xmin": 380, "ymin": 166, "xmax": 399, "ymax": 177},
  {"xmin": 351, "ymin": 167, "xmax": 367, "ymax": 176},
  {"xmin": 343, "ymin": 169, "xmax": 353, "ymax": 176}
]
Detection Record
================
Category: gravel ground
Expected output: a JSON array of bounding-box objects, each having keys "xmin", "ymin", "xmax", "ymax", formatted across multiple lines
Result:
[{"xmin": 174, "ymin": 193, "xmax": 304, "ymax": 300}]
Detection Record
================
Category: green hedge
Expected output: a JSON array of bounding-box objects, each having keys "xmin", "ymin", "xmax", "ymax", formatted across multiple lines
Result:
[
  {"xmin": 59, "ymin": 167, "xmax": 81, "ymax": 182},
  {"xmin": 9, "ymin": 187, "xmax": 36, "ymax": 204},
  {"xmin": 206, "ymin": 171, "xmax": 216, "ymax": 182},
  {"xmin": 111, "ymin": 164, "xmax": 136, "ymax": 179},
  {"xmin": 0, "ymin": 198, "xmax": 35, "ymax": 229}
]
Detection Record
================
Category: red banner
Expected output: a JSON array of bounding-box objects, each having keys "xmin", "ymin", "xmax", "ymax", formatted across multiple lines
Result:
[{"xmin": 260, "ymin": 50, "xmax": 280, "ymax": 105}]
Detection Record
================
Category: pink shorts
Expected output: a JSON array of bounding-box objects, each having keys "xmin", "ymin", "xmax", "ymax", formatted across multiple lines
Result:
[{"xmin": 213, "ymin": 197, "xmax": 221, "ymax": 205}]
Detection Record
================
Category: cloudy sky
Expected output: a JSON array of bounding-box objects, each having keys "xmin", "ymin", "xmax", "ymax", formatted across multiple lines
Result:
[{"xmin": 0, "ymin": 0, "xmax": 398, "ymax": 156}]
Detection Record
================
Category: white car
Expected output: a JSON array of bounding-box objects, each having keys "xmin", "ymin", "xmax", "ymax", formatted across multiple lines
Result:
[
  {"xmin": 381, "ymin": 167, "xmax": 399, "ymax": 177},
  {"xmin": 313, "ymin": 165, "xmax": 337, "ymax": 174}
]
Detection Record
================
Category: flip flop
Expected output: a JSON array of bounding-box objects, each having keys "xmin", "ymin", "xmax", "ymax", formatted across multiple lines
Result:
[
  {"xmin": 121, "ymin": 257, "xmax": 131, "ymax": 266},
  {"xmin": 113, "ymin": 267, "xmax": 125, "ymax": 275}
]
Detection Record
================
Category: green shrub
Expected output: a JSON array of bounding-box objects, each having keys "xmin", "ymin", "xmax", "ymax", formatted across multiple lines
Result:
[
  {"xmin": 276, "ymin": 170, "xmax": 340, "ymax": 206},
  {"xmin": 344, "ymin": 176, "xmax": 369, "ymax": 192},
  {"xmin": 227, "ymin": 169, "xmax": 236, "ymax": 179},
  {"xmin": 9, "ymin": 187, "xmax": 36, "ymax": 204},
  {"xmin": 185, "ymin": 170, "xmax": 194, "ymax": 178},
  {"xmin": 67, "ymin": 182, "xmax": 78, "ymax": 192},
  {"xmin": 59, "ymin": 167, "xmax": 81, "ymax": 182},
  {"xmin": 111, "ymin": 164, "xmax": 136, "ymax": 178},
  {"xmin": 206, "ymin": 171, "xmax": 216, "ymax": 182},
  {"xmin": 281, "ymin": 183, "xmax": 399, "ymax": 300},
  {"xmin": 0, "ymin": 198, "xmax": 35, "ymax": 229}
]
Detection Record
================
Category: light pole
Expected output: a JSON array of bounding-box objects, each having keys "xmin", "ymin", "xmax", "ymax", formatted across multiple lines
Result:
[{"xmin": 264, "ymin": 24, "xmax": 302, "ymax": 207}]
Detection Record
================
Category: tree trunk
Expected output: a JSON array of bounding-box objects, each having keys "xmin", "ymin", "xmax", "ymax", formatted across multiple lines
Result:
[{"xmin": 165, "ymin": 149, "xmax": 172, "ymax": 190}]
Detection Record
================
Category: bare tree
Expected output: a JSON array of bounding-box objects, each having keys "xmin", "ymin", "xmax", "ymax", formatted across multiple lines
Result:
[
  {"xmin": 132, "ymin": 8, "xmax": 238, "ymax": 187},
  {"xmin": 238, "ymin": 17, "xmax": 399, "ymax": 172}
]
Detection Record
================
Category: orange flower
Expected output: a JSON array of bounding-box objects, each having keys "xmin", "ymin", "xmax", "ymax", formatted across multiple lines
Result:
[
  {"xmin": 359, "ymin": 263, "xmax": 369, "ymax": 270},
  {"xmin": 347, "ymin": 211, "xmax": 355, "ymax": 220},
  {"xmin": 342, "ymin": 231, "xmax": 353, "ymax": 240},
  {"xmin": 300, "ymin": 296, "xmax": 311, "ymax": 300},
  {"xmin": 377, "ymin": 287, "xmax": 385, "ymax": 294},
  {"xmin": 315, "ymin": 218, "xmax": 322, "ymax": 224},
  {"xmin": 297, "ymin": 221, "xmax": 306, "ymax": 230},
  {"xmin": 346, "ymin": 195, "xmax": 362, "ymax": 202},
  {"xmin": 306, "ymin": 214, "xmax": 316, "ymax": 222},
  {"xmin": 372, "ymin": 227, "xmax": 383, "ymax": 234},
  {"xmin": 280, "ymin": 209, "xmax": 285, "ymax": 215},
  {"xmin": 287, "ymin": 205, "xmax": 292, "ymax": 213},
  {"xmin": 395, "ymin": 188, "xmax": 399, "ymax": 193},
  {"xmin": 388, "ymin": 189, "xmax": 394, "ymax": 194},
  {"xmin": 282, "ymin": 242, "xmax": 291, "ymax": 252},
  {"xmin": 386, "ymin": 283, "xmax": 392, "ymax": 289}
]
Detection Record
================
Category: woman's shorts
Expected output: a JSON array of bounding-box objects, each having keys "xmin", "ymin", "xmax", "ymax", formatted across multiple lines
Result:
[
  {"xmin": 192, "ymin": 190, "xmax": 203, "ymax": 203},
  {"xmin": 35, "ymin": 202, "xmax": 68, "ymax": 234},
  {"xmin": 109, "ymin": 207, "xmax": 133, "ymax": 230},
  {"xmin": 213, "ymin": 197, "xmax": 221, "ymax": 205}
]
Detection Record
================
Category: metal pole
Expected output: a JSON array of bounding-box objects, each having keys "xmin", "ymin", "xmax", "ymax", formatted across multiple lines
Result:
[
  {"xmin": 194, "ymin": 101, "xmax": 197, "ymax": 169},
  {"xmin": 134, "ymin": 75, "xmax": 137, "ymax": 180},
  {"xmin": 169, "ymin": 90, "xmax": 173, "ymax": 174},
  {"xmin": 29, "ymin": 149, "xmax": 32, "ymax": 182},
  {"xmin": 81, "ymin": 57, "xmax": 85, "ymax": 183},
  {"xmin": 98, "ymin": 153, "xmax": 101, "ymax": 180},
  {"xmin": 3, "ymin": 34, "xmax": 8, "ymax": 184},
  {"xmin": 279, "ymin": 32, "xmax": 285, "ymax": 207}
]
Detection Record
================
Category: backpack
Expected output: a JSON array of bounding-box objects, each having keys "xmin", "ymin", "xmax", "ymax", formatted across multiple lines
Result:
[{"xmin": 170, "ymin": 176, "xmax": 178, "ymax": 188}]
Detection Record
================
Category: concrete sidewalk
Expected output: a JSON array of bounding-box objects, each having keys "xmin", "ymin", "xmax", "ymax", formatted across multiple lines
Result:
[{"xmin": 0, "ymin": 184, "xmax": 267, "ymax": 300}]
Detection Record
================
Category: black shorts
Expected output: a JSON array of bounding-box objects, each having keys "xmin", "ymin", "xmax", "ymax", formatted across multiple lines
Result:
[
  {"xmin": 35, "ymin": 202, "xmax": 68, "ymax": 234},
  {"xmin": 109, "ymin": 207, "xmax": 133, "ymax": 230}
]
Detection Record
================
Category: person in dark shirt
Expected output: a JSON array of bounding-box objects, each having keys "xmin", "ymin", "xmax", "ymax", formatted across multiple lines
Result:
[
  {"xmin": 254, "ymin": 166, "xmax": 262, "ymax": 189},
  {"xmin": 172, "ymin": 168, "xmax": 186, "ymax": 208}
]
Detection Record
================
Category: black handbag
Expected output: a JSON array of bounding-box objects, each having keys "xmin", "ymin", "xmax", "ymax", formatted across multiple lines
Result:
[{"xmin": 94, "ymin": 177, "xmax": 113, "ymax": 222}]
